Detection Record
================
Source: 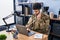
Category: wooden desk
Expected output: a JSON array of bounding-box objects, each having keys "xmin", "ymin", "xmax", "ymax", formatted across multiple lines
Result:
[
  {"xmin": 0, "ymin": 30, "xmax": 13, "ymax": 40},
  {"xmin": 51, "ymin": 18, "xmax": 60, "ymax": 21},
  {"xmin": 50, "ymin": 18, "xmax": 60, "ymax": 40},
  {"xmin": 16, "ymin": 31, "xmax": 48, "ymax": 40},
  {"xmin": 50, "ymin": 18, "xmax": 60, "ymax": 24}
]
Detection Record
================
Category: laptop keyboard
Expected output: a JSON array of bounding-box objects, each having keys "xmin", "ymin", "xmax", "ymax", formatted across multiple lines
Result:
[{"xmin": 28, "ymin": 31, "xmax": 35, "ymax": 36}]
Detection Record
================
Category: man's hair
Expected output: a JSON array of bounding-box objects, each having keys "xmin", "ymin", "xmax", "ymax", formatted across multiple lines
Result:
[{"xmin": 33, "ymin": 3, "xmax": 41, "ymax": 10}]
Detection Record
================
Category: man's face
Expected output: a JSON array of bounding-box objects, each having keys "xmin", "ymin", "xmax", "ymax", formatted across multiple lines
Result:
[{"xmin": 33, "ymin": 9, "xmax": 40, "ymax": 15}]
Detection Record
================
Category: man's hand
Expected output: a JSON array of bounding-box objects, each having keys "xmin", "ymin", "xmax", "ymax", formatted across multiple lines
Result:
[{"xmin": 26, "ymin": 28, "xmax": 31, "ymax": 33}]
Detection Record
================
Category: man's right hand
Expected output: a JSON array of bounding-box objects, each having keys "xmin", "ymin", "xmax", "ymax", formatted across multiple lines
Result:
[{"xmin": 26, "ymin": 28, "xmax": 31, "ymax": 33}]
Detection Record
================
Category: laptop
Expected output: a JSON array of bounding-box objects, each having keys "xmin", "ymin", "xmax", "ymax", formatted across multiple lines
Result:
[{"xmin": 16, "ymin": 24, "xmax": 35, "ymax": 36}]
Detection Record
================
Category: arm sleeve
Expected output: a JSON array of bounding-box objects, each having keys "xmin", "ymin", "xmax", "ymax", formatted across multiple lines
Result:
[
  {"xmin": 25, "ymin": 17, "xmax": 33, "ymax": 28},
  {"xmin": 44, "ymin": 15, "xmax": 50, "ymax": 34},
  {"xmin": 43, "ymin": 13, "xmax": 50, "ymax": 27}
]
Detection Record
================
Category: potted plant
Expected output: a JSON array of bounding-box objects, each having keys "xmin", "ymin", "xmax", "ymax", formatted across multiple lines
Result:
[{"xmin": 0, "ymin": 34, "xmax": 7, "ymax": 40}]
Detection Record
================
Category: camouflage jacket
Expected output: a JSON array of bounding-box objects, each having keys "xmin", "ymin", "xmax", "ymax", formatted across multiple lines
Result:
[{"xmin": 26, "ymin": 12, "xmax": 50, "ymax": 34}]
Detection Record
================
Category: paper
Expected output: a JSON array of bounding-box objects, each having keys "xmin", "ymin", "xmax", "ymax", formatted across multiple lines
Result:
[{"xmin": 34, "ymin": 34, "xmax": 43, "ymax": 38}]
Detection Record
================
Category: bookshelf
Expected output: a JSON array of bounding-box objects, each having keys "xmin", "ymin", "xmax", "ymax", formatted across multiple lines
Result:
[
  {"xmin": 14, "ymin": 0, "xmax": 43, "ymax": 25},
  {"xmin": 15, "ymin": 0, "xmax": 33, "ymax": 25}
]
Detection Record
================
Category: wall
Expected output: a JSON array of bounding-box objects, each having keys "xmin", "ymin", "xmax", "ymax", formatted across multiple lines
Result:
[
  {"xmin": 0, "ymin": 0, "xmax": 14, "ymax": 26},
  {"xmin": 16, "ymin": 0, "xmax": 60, "ymax": 15},
  {"xmin": 36, "ymin": 0, "xmax": 60, "ymax": 16},
  {"xmin": 0, "ymin": 0, "xmax": 60, "ymax": 25}
]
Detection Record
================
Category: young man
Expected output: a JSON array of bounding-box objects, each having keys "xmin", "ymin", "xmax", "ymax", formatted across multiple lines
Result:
[{"xmin": 26, "ymin": 3, "xmax": 50, "ymax": 34}]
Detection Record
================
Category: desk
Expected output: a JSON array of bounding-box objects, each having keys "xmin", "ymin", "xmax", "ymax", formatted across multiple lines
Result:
[
  {"xmin": 16, "ymin": 31, "xmax": 48, "ymax": 40},
  {"xmin": 51, "ymin": 18, "xmax": 60, "ymax": 21},
  {"xmin": 0, "ymin": 30, "xmax": 13, "ymax": 40},
  {"xmin": 50, "ymin": 18, "xmax": 60, "ymax": 24},
  {"xmin": 49, "ymin": 18, "xmax": 60, "ymax": 40}
]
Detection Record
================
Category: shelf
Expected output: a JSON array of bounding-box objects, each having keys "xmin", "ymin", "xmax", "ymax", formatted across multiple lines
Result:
[
  {"xmin": 18, "ymin": 2, "xmax": 39, "ymax": 4},
  {"xmin": 18, "ymin": 2, "xmax": 31, "ymax": 4},
  {"xmin": 20, "ymin": 14, "xmax": 32, "ymax": 16},
  {"xmin": 50, "ymin": 32, "xmax": 60, "ymax": 38}
]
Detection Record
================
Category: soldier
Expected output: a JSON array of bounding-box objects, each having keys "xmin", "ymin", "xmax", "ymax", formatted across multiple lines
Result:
[{"xmin": 26, "ymin": 3, "xmax": 50, "ymax": 34}]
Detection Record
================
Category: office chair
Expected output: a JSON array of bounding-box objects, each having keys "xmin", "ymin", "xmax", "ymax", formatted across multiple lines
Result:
[{"xmin": 43, "ymin": 6, "xmax": 49, "ymax": 15}]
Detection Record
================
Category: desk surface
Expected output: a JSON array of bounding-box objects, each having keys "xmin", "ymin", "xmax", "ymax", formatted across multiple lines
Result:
[
  {"xmin": 0, "ymin": 30, "xmax": 13, "ymax": 40},
  {"xmin": 51, "ymin": 18, "xmax": 60, "ymax": 21},
  {"xmin": 16, "ymin": 31, "xmax": 48, "ymax": 40},
  {"xmin": 0, "ymin": 30, "xmax": 48, "ymax": 40}
]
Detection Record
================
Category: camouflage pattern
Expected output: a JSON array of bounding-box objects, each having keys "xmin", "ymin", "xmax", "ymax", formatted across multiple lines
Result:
[{"xmin": 26, "ymin": 12, "xmax": 50, "ymax": 34}]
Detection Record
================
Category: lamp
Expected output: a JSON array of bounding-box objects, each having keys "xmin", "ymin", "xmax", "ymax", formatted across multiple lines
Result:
[{"xmin": 2, "ymin": 13, "xmax": 14, "ymax": 32}]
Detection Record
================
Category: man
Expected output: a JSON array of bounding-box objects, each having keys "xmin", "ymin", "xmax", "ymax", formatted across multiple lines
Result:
[{"xmin": 26, "ymin": 3, "xmax": 50, "ymax": 34}]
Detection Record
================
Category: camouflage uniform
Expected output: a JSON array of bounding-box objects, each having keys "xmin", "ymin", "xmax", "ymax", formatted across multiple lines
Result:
[{"xmin": 26, "ymin": 12, "xmax": 50, "ymax": 34}]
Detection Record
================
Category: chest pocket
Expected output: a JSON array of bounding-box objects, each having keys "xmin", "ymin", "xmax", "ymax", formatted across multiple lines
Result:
[
  {"xmin": 31, "ymin": 16, "xmax": 39, "ymax": 30},
  {"xmin": 39, "ymin": 19, "xmax": 45, "ymax": 29}
]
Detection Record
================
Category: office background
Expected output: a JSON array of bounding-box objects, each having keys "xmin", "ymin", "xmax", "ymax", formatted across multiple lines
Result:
[{"xmin": 0, "ymin": 0, "xmax": 60, "ymax": 26}]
